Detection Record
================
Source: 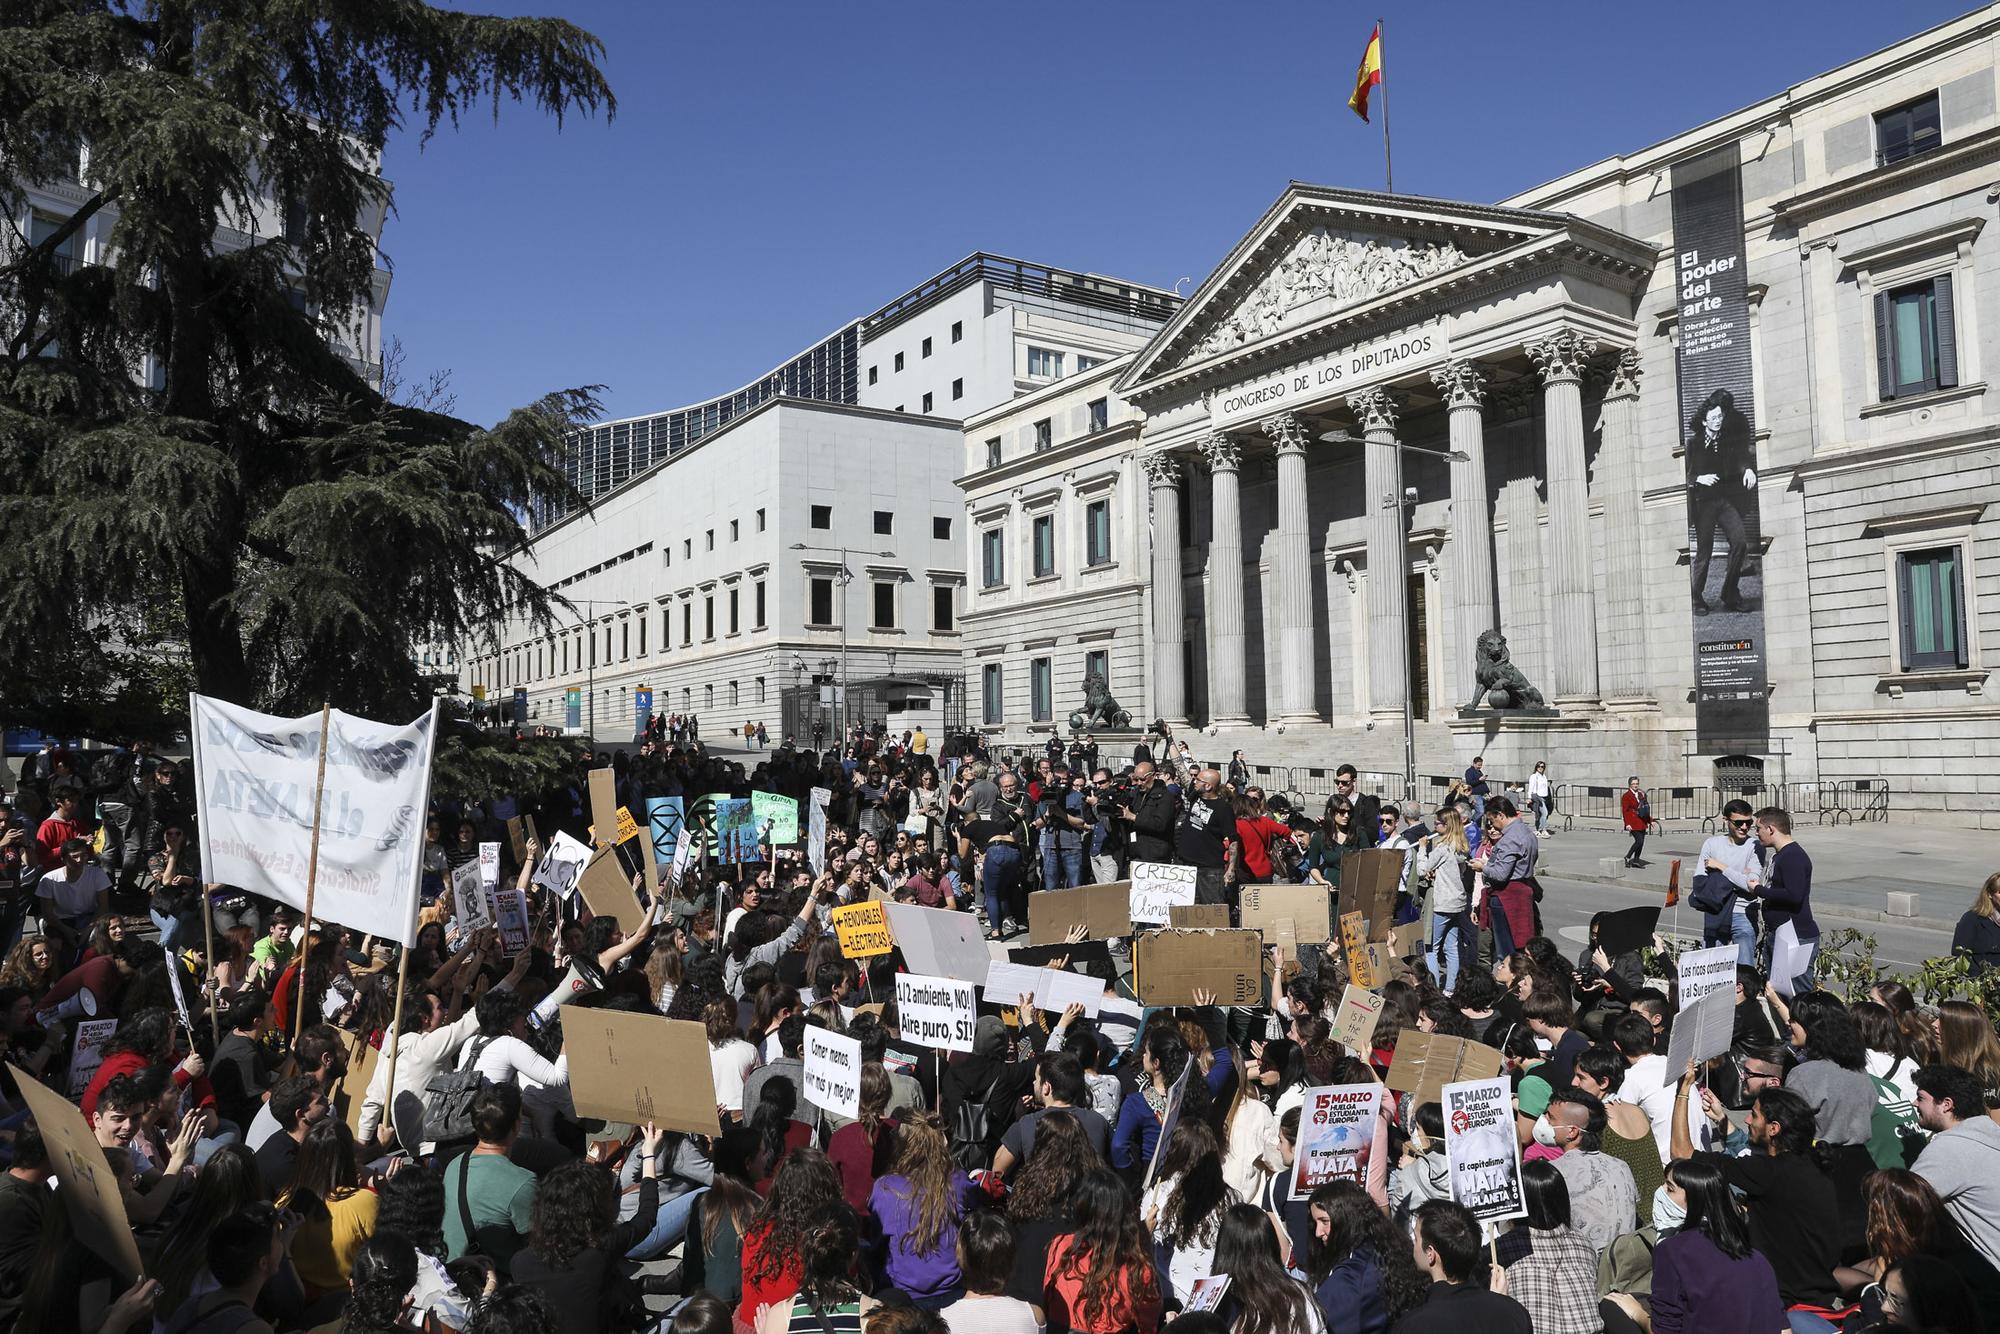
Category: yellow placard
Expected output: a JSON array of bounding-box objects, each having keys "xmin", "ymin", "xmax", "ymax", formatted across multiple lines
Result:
[
  {"xmin": 1340, "ymin": 910, "xmax": 1379, "ymax": 989},
  {"xmin": 589, "ymin": 805, "xmax": 642, "ymax": 847},
  {"xmin": 832, "ymin": 901, "xmax": 895, "ymax": 959}
]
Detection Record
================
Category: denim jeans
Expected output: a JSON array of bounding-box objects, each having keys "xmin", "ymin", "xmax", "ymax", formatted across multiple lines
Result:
[
  {"xmin": 983, "ymin": 843, "xmax": 1024, "ymax": 929},
  {"xmin": 1042, "ymin": 844, "xmax": 1082, "ymax": 891},
  {"xmin": 1730, "ymin": 901, "xmax": 1757, "ymax": 967},
  {"xmin": 1429, "ymin": 910, "xmax": 1473, "ymax": 993},
  {"xmin": 625, "ymin": 1185, "xmax": 706, "ymax": 1262},
  {"xmin": 1531, "ymin": 796, "xmax": 1549, "ymax": 833},
  {"xmin": 151, "ymin": 907, "xmax": 200, "ymax": 954}
]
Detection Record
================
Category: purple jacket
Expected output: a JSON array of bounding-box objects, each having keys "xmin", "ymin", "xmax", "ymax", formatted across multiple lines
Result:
[{"xmin": 869, "ymin": 1171, "xmax": 979, "ymax": 1298}]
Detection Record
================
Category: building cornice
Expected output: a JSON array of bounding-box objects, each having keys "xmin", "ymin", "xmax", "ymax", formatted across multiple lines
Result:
[
  {"xmin": 954, "ymin": 420, "xmax": 1142, "ymax": 492},
  {"xmin": 1773, "ymin": 125, "xmax": 2000, "ymax": 224}
]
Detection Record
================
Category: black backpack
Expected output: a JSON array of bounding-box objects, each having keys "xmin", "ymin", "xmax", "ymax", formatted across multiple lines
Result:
[
  {"xmin": 947, "ymin": 1093, "xmax": 992, "ymax": 1172},
  {"xmin": 423, "ymin": 1036, "xmax": 494, "ymax": 1143}
]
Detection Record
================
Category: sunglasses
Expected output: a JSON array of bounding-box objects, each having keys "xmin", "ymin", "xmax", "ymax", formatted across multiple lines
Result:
[{"xmin": 1729, "ymin": 818, "xmax": 1753, "ymax": 828}]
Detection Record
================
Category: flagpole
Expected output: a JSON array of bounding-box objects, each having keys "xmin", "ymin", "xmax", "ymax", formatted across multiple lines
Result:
[
  {"xmin": 295, "ymin": 702, "xmax": 332, "ymax": 1051},
  {"xmin": 1378, "ymin": 17, "xmax": 1393, "ymax": 193}
]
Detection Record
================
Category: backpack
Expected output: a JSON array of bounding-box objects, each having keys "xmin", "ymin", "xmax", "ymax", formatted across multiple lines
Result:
[
  {"xmin": 423, "ymin": 1036, "xmax": 494, "ymax": 1144},
  {"xmin": 947, "ymin": 1093, "xmax": 992, "ymax": 1172}
]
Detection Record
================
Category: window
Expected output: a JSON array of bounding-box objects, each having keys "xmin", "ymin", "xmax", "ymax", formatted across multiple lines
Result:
[
  {"xmin": 1085, "ymin": 499, "xmax": 1112, "ymax": 567},
  {"xmin": 757, "ymin": 677, "xmax": 767, "ymax": 705},
  {"xmin": 705, "ymin": 529, "xmax": 715, "ymax": 551},
  {"xmin": 638, "ymin": 616, "xmax": 647, "ymax": 657},
  {"xmin": 1031, "ymin": 658, "xmax": 1053, "ymax": 722},
  {"xmin": 705, "ymin": 684, "xmax": 713, "ymax": 711},
  {"xmin": 728, "ymin": 588, "xmax": 740, "ymax": 635},
  {"xmin": 951, "ymin": 320, "xmax": 963, "ymax": 343},
  {"xmin": 1032, "ymin": 514, "xmax": 1056, "ymax": 578},
  {"xmin": 922, "ymin": 392, "xmax": 933, "ymax": 413},
  {"xmin": 873, "ymin": 581, "xmax": 896, "ymax": 628},
  {"xmin": 1088, "ymin": 398, "xmax": 1109, "ymax": 433},
  {"xmin": 983, "ymin": 664, "xmax": 1004, "ymax": 724},
  {"xmin": 810, "ymin": 577, "xmax": 834, "ymax": 626},
  {"xmin": 811, "ymin": 504, "xmax": 832, "ymax": 529},
  {"xmin": 754, "ymin": 581, "xmax": 767, "ymax": 628},
  {"xmin": 1875, "ymin": 276, "xmax": 1957, "ymax": 399},
  {"xmin": 952, "ymin": 378, "xmax": 963, "ymax": 401},
  {"xmin": 933, "ymin": 516, "xmax": 952, "ymax": 541},
  {"xmin": 620, "ymin": 621, "xmax": 629, "ymax": 660},
  {"xmin": 1898, "ymin": 547, "xmax": 1967, "ymax": 670},
  {"xmin": 1077, "ymin": 355, "xmax": 1101, "ymax": 373},
  {"xmin": 1876, "ymin": 93, "xmax": 1941, "ymax": 166},
  {"xmin": 730, "ymin": 520, "xmax": 739, "ymax": 542},
  {"xmin": 660, "ymin": 607, "xmax": 670, "ymax": 651},
  {"xmin": 662, "ymin": 547, "xmax": 672, "ymax": 568},
  {"xmin": 985, "ymin": 437, "xmax": 1002, "ymax": 469},
  {"xmin": 868, "ymin": 365, "xmax": 879, "ymax": 385},
  {"xmin": 981, "ymin": 529, "xmax": 1005, "ymax": 588},
  {"xmin": 756, "ymin": 508, "xmax": 766, "ymax": 531},
  {"xmin": 933, "ymin": 585, "xmax": 955, "ymax": 632},
  {"xmin": 681, "ymin": 603, "xmax": 692, "ymax": 646},
  {"xmin": 894, "ymin": 351, "xmax": 905, "ymax": 372},
  {"xmin": 703, "ymin": 596, "xmax": 715, "ymax": 640},
  {"xmin": 684, "ymin": 539, "xmax": 692, "ymax": 559},
  {"xmin": 1085, "ymin": 649, "xmax": 1109, "ymax": 687},
  {"xmin": 729, "ymin": 681, "xmax": 739, "ymax": 707},
  {"xmin": 1033, "ymin": 419, "xmax": 1052, "ymax": 452},
  {"xmin": 874, "ymin": 509, "xmax": 893, "ymax": 535},
  {"xmin": 921, "ymin": 336, "xmax": 933, "ymax": 358},
  {"xmin": 1027, "ymin": 346, "xmax": 1063, "ymax": 378}
]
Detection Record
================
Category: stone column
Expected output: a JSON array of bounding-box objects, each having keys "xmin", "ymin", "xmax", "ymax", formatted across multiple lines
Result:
[
  {"xmin": 1348, "ymin": 387, "xmax": 1407, "ymax": 717},
  {"xmin": 1429, "ymin": 361, "xmax": 1495, "ymax": 710},
  {"xmin": 1527, "ymin": 329, "xmax": 1601, "ymax": 703},
  {"xmin": 1144, "ymin": 452, "xmax": 1188, "ymax": 727},
  {"xmin": 1201, "ymin": 433, "xmax": 1250, "ymax": 726},
  {"xmin": 1262, "ymin": 411, "xmax": 1317, "ymax": 724},
  {"xmin": 1596, "ymin": 350, "xmax": 1652, "ymax": 702}
]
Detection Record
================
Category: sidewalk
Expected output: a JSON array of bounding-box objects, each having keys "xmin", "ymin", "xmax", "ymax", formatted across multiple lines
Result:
[{"xmin": 1531, "ymin": 820, "xmax": 1992, "ymax": 930}]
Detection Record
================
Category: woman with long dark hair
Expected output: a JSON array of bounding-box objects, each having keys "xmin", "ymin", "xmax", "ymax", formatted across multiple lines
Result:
[
  {"xmin": 1140, "ymin": 1118, "xmax": 1235, "ymax": 1304},
  {"xmin": 1207, "ymin": 1202, "xmax": 1324, "ymax": 1334},
  {"xmin": 1044, "ymin": 1168, "xmax": 1162, "ymax": 1334},
  {"xmin": 938, "ymin": 1210, "xmax": 1045, "ymax": 1334},
  {"xmin": 1000, "ymin": 1109, "xmax": 1093, "ymax": 1305},
  {"xmin": 333, "ymin": 1232, "xmax": 422, "ymax": 1333},
  {"xmin": 1495, "ymin": 1160, "xmax": 1601, "ymax": 1334},
  {"xmin": 374, "ymin": 1162, "xmax": 474, "ymax": 1331},
  {"xmin": 151, "ymin": 1142, "xmax": 266, "ymax": 1317},
  {"xmin": 745, "ymin": 1074, "xmax": 815, "ymax": 1194},
  {"xmin": 870, "ymin": 1113, "xmax": 976, "ymax": 1309},
  {"xmin": 1649, "ymin": 1156, "xmax": 1785, "ymax": 1334},
  {"xmin": 738, "ymin": 1148, "xmax": 848, "ymax": 1327},
  {"xmin": 1306, "ymin": 1179, "xmax": 1430, "ymax": 1332},
  {"xmin": 827, "ymin": 1061, "xmax": 897, "ymax": 1211},
  {"xmin": 685, "ymin": 1127, "xmax": 763, "ymax": 1308},
  {"xmin": 1785, "ymin": 992, "xmax": 1876, "ymax": 1147},
  {"xmin": 1834, "ymin": 1167, "xmax": 2000, "ymax": 1318},
  {"xmin": 1111, "ymin": 1025, "xmax": 1210, "ymax": 1173},
  {"xmin": 280, "ymin": 1117, "xmax": 377, "ymax": 1299},
  {"xmin": 512, "ymin": 1127, "xmax": 666, "ymax": 1334},
  {"xmin": 755, "ymin": 1210, "xmax": 876, "ymax": 1333},
  {"xmin": 1869, "ymin": 980, "xmax": 1938, "ymax": 1066}
]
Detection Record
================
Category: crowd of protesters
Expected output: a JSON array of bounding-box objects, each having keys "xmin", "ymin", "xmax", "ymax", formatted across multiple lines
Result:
[{"xmin": 0, "ymin": 722, "xmax": 1994, "ymax": 1334}]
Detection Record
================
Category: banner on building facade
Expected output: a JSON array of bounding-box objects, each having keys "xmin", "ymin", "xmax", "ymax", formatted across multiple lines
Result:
[
  {"xmin": 634, "ymin": 687, "xmax": 652, "ymax": 737},
  {"xmin": 564, "ymin": 686, "xmax": 582, "ymax": 733},
  {"xmin": 1671, "ymin": 143, "xmax": 1769, "ymax": 754},
  {"xmin": 511, "ymin": 686, "xmax": 527, "ymax": 727}
]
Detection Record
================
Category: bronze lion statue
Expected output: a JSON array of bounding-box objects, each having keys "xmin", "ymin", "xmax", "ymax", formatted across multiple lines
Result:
[{"xmin": 1467, "ymin": 629, "xmax": 1547, "ymax": 710}]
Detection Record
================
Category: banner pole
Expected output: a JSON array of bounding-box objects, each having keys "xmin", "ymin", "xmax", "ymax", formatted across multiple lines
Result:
[
  {"xmin": 202, "ymin": 884, "xmax": 220, "ymax": 1047},
  {"xmin": 295, "ymin": 702, "xmax": 333, "ymax": 1051},
  {"xmin": 380, "ymin": 941, "xmax": 412, "ymax": 1149}
]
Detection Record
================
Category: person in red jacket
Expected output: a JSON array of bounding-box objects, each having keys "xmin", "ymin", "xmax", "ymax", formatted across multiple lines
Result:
[
  {"xmin": 1620, "ymin": 776, "xmax": 1651, "ymax": 869},
  {"xmin": 80, "ymin": 1008, "xmax": 218, "ymax": 1132},
  {"xmin": 1231, "ymin": 790, "xmax": 1294, "ymax": 884}
]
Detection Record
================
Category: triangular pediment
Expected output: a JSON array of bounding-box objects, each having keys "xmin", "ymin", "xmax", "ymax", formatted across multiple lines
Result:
[{"xmin": 1119, "ymin": 183, "xmax": 1598, "ymax": 395}]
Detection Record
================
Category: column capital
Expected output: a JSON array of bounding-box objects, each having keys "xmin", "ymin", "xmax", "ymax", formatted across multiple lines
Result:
[
  {"xmin": 1141, "ymin": 451, "xmax": 1183, "ymax": 488},
  {"xmin": 1428, "ymin": 360, "xmax": 1487, "ymax": 410},
  {"xmin": 1345, "ymin": 386, "xmax": 1400, "ymax": 433},
  {"xmin": 1526, "ymin": 329, "xmax": 1599, "ymax": 384},
  {"xmin": 1262, "ymin": 411, "xmax": 1309, "ymax": 455},
  {"xmin": 1199, "ymin": 433, "xmax": 1242, "ymax": 473},
  {"xmin": 1605, "ymin": 347, "xmax": 1643, "ymax": 400}
]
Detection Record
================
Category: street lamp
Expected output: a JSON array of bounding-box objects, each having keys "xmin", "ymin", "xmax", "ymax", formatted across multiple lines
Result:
[
  {"xmin": 791, "ymin": 543, "xmax": 895, "ymax": 740},
  {"xmin": 566, "ymin": 597, "xmax": 629, "ymax": 740},
  {"xmin": 1319, "ymin": 427, "xmax": 1469, "ymax": 801}
]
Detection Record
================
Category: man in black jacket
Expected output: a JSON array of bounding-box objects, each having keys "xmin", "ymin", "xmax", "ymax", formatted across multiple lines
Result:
[
  {"xmin": 1119, "ymin": 762, "xmax": 1178, "ymax": 865},
  {"xmin": 1397, "ymin": 1199, "xmax": 1532, "ymax": 1333}
]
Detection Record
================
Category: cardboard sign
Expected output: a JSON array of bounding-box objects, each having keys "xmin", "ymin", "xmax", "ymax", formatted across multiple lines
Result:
[
  {"xmin": 1385, "ymin": 1031, "xmax": 1505, "ymax": 1111},
  {"xmin": 1240, "ymin": 883, "xmax": 1331, "ymax": 944},
  {"xmin": 563, "ymin": 1009, "xmax": 720, "ymax": 1135},
  {"xmin": 507, "ymin": 816, "xmax": 527, "ymax": 863},
  {"xmin": 1330, "ymin": 984, "xmax": 1387, "ymax": 1053},
  {"xmin": 883, "ymin": 902, "xmax": 990, "ymax": 987},
  {"xmin": 1133, "ymin": 928, "xmax": 1262, "ymax": 1006},
  {"xmin": 1676, "ymin": 943, "xmax": 1738, "ymax": 1008},
  {"xmin": 1169, "ymin": 903, "xmax": 1231, "ymax": 929},
  {"xmin": 1129, "ymin": 861, "xmax": 1199, "ymax": 925},
  {"xmin": 589, "ymin": 805, "xmax": 641, "ymax": 848},
  {"xmin": 340, "ymin": 1037, "xmax": 380, "ymax": 1137},
  {"xmin": 495, "ymin": 888, "xmax": 531, "ymax": 955},
  {"xmin": 577, "ymin": 849, "xmax": 644, "ymax": 936},
  {"xmin": 533, "ymin": 831, "xmax": 592, "ymax": 899},
  {"xmin": 1596, "ymin": 905, "xmax": 1661, "ymax": 960},
  {"xmin": 669, "ymin": 826, "xmax": 698, "ymax": 892},
  {"xmin": 8, "ymin": 1061, "xmax": 144, "ymax": 1281},
  {"xmin": 1291, "ymin": 1083, "xmax": 1385, "ymax": 1199},
  {"xmin": 1340, "ymin": 911, "xmax": 1380, "ymax": 988},
  {"xmin": 1389, "ymin": 919, "xmax": 1425, "ymax": 960},
  {"xmin": 1443, "ymin": 1076, "xmax": 1527, "ymax": 1222},
  {"xmin": 453, "ymin": 859, "xmax": 493, "ymax": 933},
  {"xmin": 751, "ymin": 791, "xmax": 800, "ymax": 845},
  {"xmin": 895, "ymin": 973, "xmax": 977, "ymax": 1053},
  {"xmin": 802, "ymin": 1026, "xmax": 863, "ymax": 1120},
  {"xmin": 67, "ymin": 1017, "xmax": 119, "ymax": 1098},
  {"xmin": 831, "ymin": 901, "xmax": 895, "ymax": 959},
  {"xmin": 1343, "ymin": 848, "xmax": 1404, "ymax": 940},
  {"xmin": 587, "ymin": 768, "xmax": 620, "ymax": 848},
  {"xmin": 1028, "ymin": 882, "xmax": 1133, "ymax": 944}
]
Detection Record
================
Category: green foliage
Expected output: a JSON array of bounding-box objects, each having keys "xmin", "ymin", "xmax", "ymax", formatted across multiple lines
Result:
[
  {"xmin": 1813, "ymin": 926, "xmax": 2000, "ymax": 1025},
  {"xmin": 0, "ymin": 0, "xmax": 614, "ymax": 762},
  {"xmin": 430, "ymin": 719, "xmax": 573, "ymax": 806}
]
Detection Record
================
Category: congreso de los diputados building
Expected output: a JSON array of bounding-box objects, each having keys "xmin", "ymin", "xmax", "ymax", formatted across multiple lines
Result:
[{"xmin": 956, "ymin": 7, "xmax": 2000, "ymax": 826}]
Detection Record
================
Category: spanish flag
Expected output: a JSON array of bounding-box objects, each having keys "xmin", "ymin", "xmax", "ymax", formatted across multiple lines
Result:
[{"xmin": 1348, "ymin": 22, "xmax": 1383, "ymax": 122}]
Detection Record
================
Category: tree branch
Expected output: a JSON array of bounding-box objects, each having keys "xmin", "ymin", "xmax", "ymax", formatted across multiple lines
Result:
[{"xmin": 239, "ymin": 532, "xmax": 296, "ymax": 566}]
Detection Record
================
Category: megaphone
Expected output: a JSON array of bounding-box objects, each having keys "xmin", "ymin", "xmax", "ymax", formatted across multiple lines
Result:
[
  {"xmin": 531, "ymin": 958, "xmax": 603, "ymax": 1027},
  {"xmin": 38, "ymin": 987, "xmax": 97, "ymax": 1025}
]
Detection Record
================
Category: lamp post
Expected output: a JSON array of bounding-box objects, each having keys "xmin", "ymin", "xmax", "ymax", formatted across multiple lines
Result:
[
  {"xmin": 1320, "ymin": 429, "xmax": 1468, "ymax": 801},
  {"xmin": 791, "ymin": 543, "xmax": 895, "ymax": 742},
  {"xmin": 567, "ymin": 597, "xmax": 629, "ymax": 740}
]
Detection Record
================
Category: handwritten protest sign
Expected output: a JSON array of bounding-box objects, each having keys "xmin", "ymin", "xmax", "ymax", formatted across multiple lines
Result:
[
  {"xmin": 1240, "ymin": 884, "xmax": 1330, "ymax": 944},
  {"xmin": 533, "ymin": 831, "xmax": 591, "ymax": 899},
  {"xmin": 495, "ymin": 888, "xmax": 530, "ymax": 955},
  {"xmin": 9, "ymin": 1062, "xmax": 144, "ymax": 1280},
  {"xmin": 1340, "ymin": 911, "xmax": 1382, "ymax": 988},
  {"xmin": 1291, "ymin": 1083, "xmax": 1384, "ymax": 1199},
  {"xmin": 1129, "ymin": 861, "xmax": 1198, "ymax": 924},
  {"xmin": 478, "ymin": 841, "xmax": 502, "ymax": 887},
  {"xmin": 1677, "ymin": 944, "xmax": 1738, "ymax": 1007},
  {"xmin": 831, "ymin": 901, "xmax": 895, "ymax": 958},
  {"xmin": 1444, "ymin": 1076, "xmax": 1527, "ymax": 1222},
  {"xmin": 895, "ymin": 973, "xmax": 977, "ymax": 1053},
  {"xmin": 589, "ymin": 806, "xmax": 641, "ymax": 847},
  {"xmin": 563, "ymin": 1009, "xmax": 719, "ymax": 1135},
  {"xmin": 803, "ymin": 1026, "xmax": 863, "ymax": 1120},
  {"xmin": 715, "ymin": 798, "xmax": 757, "ymax": 864},
  {"xmin": 453, "ymin": 859, "xmax": 492, "ymax": 933},
  {"xmin": 1330, "ymin": 984, "xmax": 1387, "ymax": 1054},
  {"xmin": 751, "ymin": 792, "xmax": 800, "ymax": 845}
]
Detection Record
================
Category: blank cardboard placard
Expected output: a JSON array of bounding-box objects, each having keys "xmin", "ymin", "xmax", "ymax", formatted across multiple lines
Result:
[
  {"xmin": 1389, "ymin": 920, "xmax": 1425, "ymax": 960},
  {"xmin": 1384, "ymin": 1031, "xmax": 1504, "ymax": 1110},
  {"xmin": 883, "ymin": 902, "xmax": 990, "ymax": 986},
  {"xmin": 1027, "ymin": 882, "xmax": 1132, "ymax": 944},
  {"xmin": 1134, "ymin": 929, "xmax": 1263, "ymax": 1006},
  {"xmin": 1169, "ymin": 904, "xmax": 1231, "ymax": 929},
  {"xmin": 587, "ymin": 768, "xmax": 620, "ymax": 849},
  {"xmin": 577, "ymin": 849, "xmax": 644, "ymax": 936},
  {"xmin": 340, "ymin": 1037, "xmax": 381, "ymax": 1137},
  {"xmin": 9, "ymin": 1061, "xmax": 144, "ymax": 1281},
  {"xmin": 1344, "ymin": 849, "xmax": 1403, "ymax": 940},
  {"xmin": 507, "ymin": 816, "xmax": 527, "ymax": 863},
  {"xmin": 1239, "ymin": 883, "xmax": 1331, "ymax": 944},
  {"xmin": 563, "ymin": 1010, "xmax": 720, "ymax": 1134}
]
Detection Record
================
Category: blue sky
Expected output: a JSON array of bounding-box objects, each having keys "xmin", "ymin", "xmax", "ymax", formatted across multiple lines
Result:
[{"xmin": 382, "ymin": 1, "xmax": 1972, "ymax": 427}]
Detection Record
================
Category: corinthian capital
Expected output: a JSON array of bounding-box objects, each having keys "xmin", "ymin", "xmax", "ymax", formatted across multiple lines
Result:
[
  {"xmin": 1262, "ymin": 411, "xmax": 1309, "ymax": 456},
  {"xmin": 1526, "ymin": 329, "xmax": 1598, "ymax": 384},
  {"xmin": 1141, "ymin": 451, "xmax": 1183, "ymax": 488},
  {"xmin": 1344, "ymin": 387, "xmax": 1400, "ymax": 434},
  {"xmin": 1428, "ymin": 360, "xmax": 1486, "ymax": 411},
  {"xmin": 1606, "ymin": 347, "xmax": 1643, "ymax": 400},
  {"xmin": 1199, "ymin": 433, "xmax": 1242, "ymax": 473}
]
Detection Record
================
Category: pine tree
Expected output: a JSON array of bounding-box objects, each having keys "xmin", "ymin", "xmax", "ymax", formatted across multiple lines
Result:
[{"xmin": 0, "ymin": 0, "xmax": 614, "ymax": 739}]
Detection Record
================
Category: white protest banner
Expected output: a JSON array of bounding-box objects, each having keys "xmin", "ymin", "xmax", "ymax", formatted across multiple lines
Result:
[
  {"xmin": 1443, "ymin": 1076, "xmax": 1527, "ymax": 1222},
  {"xmin": 1129, "ymin": 861, "xmax": 1198, "ymax": 925},
  {"xmin": 808, "ymin": 786, "xmax": 831, "ymax": 878},
  {"xmin": 67, "ymin": 1018, "xmax": 119, "ymax": 1098},
  {"xmin": 1666, "ymin": 986, "xmax": 1736, "ymax": 1073},
  {"xmin": 883, "ymin": 902, "xmax": 991, "ymax": 988},
  {"xmin": 190, "ymin": 694, "xmax": 438, "ymax": 945},
  {"xmin": 895, "ymin": 973, "xmax": 976, "ymax": 1053},
  {"xmin": 1290, "ymin": 1083, "xmax": 1384, "ymax": 1199},
  {"xmin": 495, "ymin": 888, "xmax": 531, "ymax": 956},
  {"xmin": 533, "ymin": 830, "xmax": 592, "ymax": 900},
  {"xmin": 1044, "ymin": 968, "xmax": 1105, "ymax": 1019},
  {"xmin": 452, "ymin": 858, "xmax": 492, "ymax": 933},
  {"xmin": 1677, "ymin": 944, "xmax": 1738, "ymax": 1008},
  {"xmin": 478, "ymin": 841, "xmax": 502, "ymax": 887},
  {"xmin": 802, "ymin": 1026, "xmax": 864, "ymax": 1120}
]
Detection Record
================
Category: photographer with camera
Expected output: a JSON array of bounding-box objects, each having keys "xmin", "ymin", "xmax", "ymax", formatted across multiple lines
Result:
[
  {"xmin": 1118, "ymin": 760, "xmax": 1178, "ymax": 866},
  {"xmin": 1033, "ymin": 766, "xmax": 1090, "ymax": 891},
  {"xmin": 1085, "ymin": 768, "xmax": 1120, "ymax": 883}
]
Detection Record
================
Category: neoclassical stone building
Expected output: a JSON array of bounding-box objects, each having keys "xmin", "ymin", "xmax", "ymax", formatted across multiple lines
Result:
[{"xmin": 961, "ymin": 8, "xmax": 2000, "ymax": 824}]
